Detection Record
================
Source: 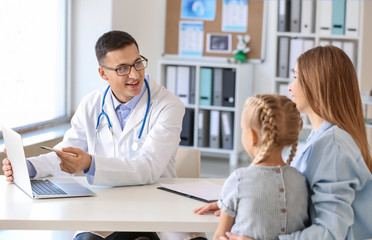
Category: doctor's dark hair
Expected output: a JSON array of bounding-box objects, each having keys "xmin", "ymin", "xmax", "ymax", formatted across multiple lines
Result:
[
  {"xmin": 244, "ymin": 94, "xmax": 303, "ymax": 165},
  {"xmin": 95, "ymin": 30, "xmax": 139, "ymax": 66}
]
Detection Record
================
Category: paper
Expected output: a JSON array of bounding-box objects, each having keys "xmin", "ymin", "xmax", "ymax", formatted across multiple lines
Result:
[
  {"xmin": 158, "ymin": 180, "xmax": 223, "ymax": 203},
  {"xmin": 181, "ymin": 0, "xmax": 216, "ymax": 20},
  {"xmin": 222, "ymin": 0, "xmax": 248, "ymax": 32},
  {"xmin": 179, "ymin": 21, "xmax": 204, "ymax": 57}
]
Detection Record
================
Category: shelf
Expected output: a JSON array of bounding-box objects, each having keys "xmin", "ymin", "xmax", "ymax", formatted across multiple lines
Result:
[{"xmin": 158, "ymin": 58, "xmax": 253, "ymax": 166}]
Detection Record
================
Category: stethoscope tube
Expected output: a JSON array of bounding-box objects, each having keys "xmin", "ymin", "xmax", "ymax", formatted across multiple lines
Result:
[
  {"xmin": 96, "ymin": 79, "xmax": 151, "ymax": 141},
  {"xmin": 138, "ymin": 78, "xmax": 150, "ymax": 139}
]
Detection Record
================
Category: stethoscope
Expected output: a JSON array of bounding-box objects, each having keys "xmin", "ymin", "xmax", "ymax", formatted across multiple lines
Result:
[{"xmin": 95, "ymin": 79, "xmax": 151, "ymax": 153}]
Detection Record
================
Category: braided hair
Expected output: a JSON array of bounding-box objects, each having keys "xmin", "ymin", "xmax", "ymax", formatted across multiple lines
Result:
[{"xmin": 244, "ymin": 94, "xmax": 303, "ymax": 165}]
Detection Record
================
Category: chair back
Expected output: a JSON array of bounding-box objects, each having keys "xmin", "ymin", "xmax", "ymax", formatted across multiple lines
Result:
[{"xmin": 175, "ymin": 147, "xmax": 201, "ymax": 178}]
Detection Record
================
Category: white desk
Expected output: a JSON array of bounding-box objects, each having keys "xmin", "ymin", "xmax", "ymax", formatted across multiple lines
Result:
[{"xmin": 0, "ymin": 176, "xmax": 224, "ymax": 232}]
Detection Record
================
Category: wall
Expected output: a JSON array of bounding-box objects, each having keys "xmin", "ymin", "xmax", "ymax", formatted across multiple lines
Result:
[
  {"xmin": 360, "ymin": 1, "xmax": 372, "ymax": 148},
  {"xmin": 71, "ymin": 0, "xmax": 277, "ymax": 110},
  {"xmin": 71, "ymin": 1, "xmax": 371, "ymax": 145},
  {"xmin": 71, "ymin": 0, "xmax": 113, "ymax": 110}
]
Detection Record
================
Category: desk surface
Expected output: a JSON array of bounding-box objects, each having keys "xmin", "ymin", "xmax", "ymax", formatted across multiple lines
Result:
[{"xmin": 0, "ymin": 176, "xmax": 224, "ymax": 232}]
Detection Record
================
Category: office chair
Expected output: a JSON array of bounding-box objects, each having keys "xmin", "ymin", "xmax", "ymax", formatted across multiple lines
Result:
[{"xmin": 175, "ymin": 147, "xmax": 201, "ymax": 178}]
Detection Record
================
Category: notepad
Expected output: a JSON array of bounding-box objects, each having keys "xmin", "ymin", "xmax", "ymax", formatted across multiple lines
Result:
[{"xmin": 158, "ymin": 180, "xmax": 223, "ymax": 203}]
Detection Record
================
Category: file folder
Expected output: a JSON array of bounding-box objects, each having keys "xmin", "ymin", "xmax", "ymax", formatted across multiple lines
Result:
[
  {"xmin": 301, "ymin": 0, "xmax": 315, "ymax": 34},
  {"xmin": 332, "ymin": 0, "xmax": 346, "ymax": 35},
  {"xmin": 303, "ymin": 39, "xmax": 314, "ymax": 52},
  {"xmin": 288, "ymin": 38, "xmax": 303, "ymax": 78},
  {"xmin": 278, "ymin": 83, "xmax": 291, "ymax": 99},
  {"xmin": 197, "ymin": 110, "xmax": 210, "ymax": 148},
  {"xmin": 180, "ymin": 108, "xmax": 194, "ymax": 146},
  {"xmin": 189, "ymin": 67, "xmax": 196, "ymax": 105},
  {"xmin": 176, "ymin": 66, "xmax": 190, "ymax": 105},
  {"xmin": 221, "ymin": 111, "xmax": 233, "ymax": 150},
  {"xmin": 213, "ymin": 68, "xmax": 223, "ymax": 106},
  {"xmin": 317, "ymin": 0, "xmax": 332, "ymax": 35},
  {"xmin": 278, "ymin": 0, "xmax": 290, "ymax": 32},
  {"xmin": 222, "ymin": 68, "xmax": 236, "ymax": 107},
  {"xmin": 278, "ymin": 37, "xmax": 290, "ymax": 78},
  {"xmin": 319, "ymin": 40, "xmax": 330, "ymax": 46},
  {"xmin": 199, "ymin": 67, "xmax": 213, "ymax": 106},
  {"xmin": 290, "ymin": 0, "xmax": 301, "ymax": 33},
  {"xmin": 210, "ymin": 110, "xmax": 220, "ymax": 149},
  {"xmin": 345, "ymin": 0, "xmax": 360, "ymax": 36},
  {"xmin": 331, "ymin": 40, "xmax": 343, "ymax": 49},
  {"xmin": 342, "ymin": 41, "xmax": 356, "ymax": 66},
  {"xmin": 166, "ymin": 65, "xmax": 177, "ymax": 94}
]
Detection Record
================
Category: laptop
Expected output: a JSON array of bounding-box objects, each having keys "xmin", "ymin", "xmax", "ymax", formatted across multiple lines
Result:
[{"xmin": 1, "ymin": 124, "xmax": 95, "ymax": 199}]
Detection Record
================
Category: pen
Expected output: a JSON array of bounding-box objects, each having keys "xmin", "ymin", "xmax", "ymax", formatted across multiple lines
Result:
[{"xmin": 40, "ymin": 146, "xmax": 78, "ymax": 157}]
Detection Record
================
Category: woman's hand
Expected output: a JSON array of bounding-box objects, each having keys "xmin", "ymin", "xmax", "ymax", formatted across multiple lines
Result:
[
  {"xmin": 218, "ymin": 232, "xmax": 253, "ymax": 240},
  {"xmin": 193, "ymin": 201, "xmax": 221, "ymax": 216}
]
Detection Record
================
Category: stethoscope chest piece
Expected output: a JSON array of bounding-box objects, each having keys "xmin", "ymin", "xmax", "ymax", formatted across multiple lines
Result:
[{"xmin": 132, "ymin": 141, "xmax": 139, "ymax": 152}]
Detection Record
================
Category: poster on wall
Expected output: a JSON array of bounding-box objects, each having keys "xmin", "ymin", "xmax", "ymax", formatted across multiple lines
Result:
[
  {"xmin": 222, "ymin": 0, "xmax": 248, "ymax": 32},
  {"xmin": 181, "ymin": 0, "xmax": 216, "ymax": 20},
  {"xmin": 179, "ymin": 21, "xmax": 204, "ymax": 56}
]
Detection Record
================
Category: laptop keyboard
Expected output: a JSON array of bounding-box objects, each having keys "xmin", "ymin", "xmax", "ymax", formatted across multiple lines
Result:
[{"xmin": 31, "ymin": 179, "xmax": 67, "ymax": 195}]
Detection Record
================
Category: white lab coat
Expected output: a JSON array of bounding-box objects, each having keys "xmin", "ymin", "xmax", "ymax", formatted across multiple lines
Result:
[{"xmin": 28, "ymin": 75, "xmax": 185, "ymax": 186}]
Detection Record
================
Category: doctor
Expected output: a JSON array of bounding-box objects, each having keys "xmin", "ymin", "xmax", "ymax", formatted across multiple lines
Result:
[
  {"xmin": 2, "ymin": 30, "xmax": 207, "ymax": 240},
  {"xmin": 3, "ymin": 30, "xmax": 184, "ymax": 186}
]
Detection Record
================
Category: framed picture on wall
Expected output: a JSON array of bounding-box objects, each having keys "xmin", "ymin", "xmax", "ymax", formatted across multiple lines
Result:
[{"xmin": 206, "ymin": 33, "xmax": 232, "ymax": 54}]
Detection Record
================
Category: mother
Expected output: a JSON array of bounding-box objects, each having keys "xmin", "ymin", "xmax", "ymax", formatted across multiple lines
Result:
[{"xmin": 195, "ymin": 45, "xmax": 372, "ymax": 239}]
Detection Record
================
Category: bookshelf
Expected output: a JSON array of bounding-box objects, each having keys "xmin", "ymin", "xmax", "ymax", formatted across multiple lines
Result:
[
  {"xmin": 274, "ymin": 0, "xmax": 364, "ymax": 137},
  {"xmin": 362, "ymin": 94, "xmax": 372, "ymax": 128},
  {"xmin": 158, "ymin": 58, "xmax": 253, "ymax": 166}
]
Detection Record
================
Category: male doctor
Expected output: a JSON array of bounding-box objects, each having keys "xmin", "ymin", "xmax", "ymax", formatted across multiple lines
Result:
[{"xmin": 2, "ymin": 30, "xmax": 206, "ymax": 240}]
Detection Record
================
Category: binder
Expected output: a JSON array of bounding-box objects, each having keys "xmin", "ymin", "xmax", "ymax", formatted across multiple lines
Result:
[
  {"xmin": 278, "ymin": 37, "xmax": 290, "ymax": 78},
  {"xmin": 342, "ymin": 41, "xmax": 356, "ymax": 66},
  {"xmin": 331, "ymin": 40, "xmax": 343, "ymax": 49},
  {"xmin": 176, "ymin": 66, "xmax": 190, "ymax": 105},
  {"xmin": 278, "ymin": 83, "xmax": 291, "ymax": 99},
  {"xmin": 213, "ymin": 68, "xmax": 223, "ymax": 106},
  {"xmin": 209, "ymin": 110, "xmax": 220, "ymax": 149},
  {"xmin": 301, "ymin": 0, "xmax": 315, "ymax": 34},
  {"xmin": 302, "ymin": 39, "xmax": 314, "ymax": 52},
  {"xmin": 199, "ymin": 67, "xmax": 213, "ymax": 106},
  {"xmin": 221, "ymin": 111, "xmax": 233, "ymax": 150},
  {"xmin": 278, "ymin": 0, "xmax": 290, "ymax": 32},
  {"xmin": 197, "ymin": 110, "xmax": 210, "ymax": 147},
  {"xmin": 319, "ymin": 39, "xmax": 330, "ymax": 46},
  {"xmin": 288, "ymin": 38, "xmax": 303, "ymax": 78},
  {"xmin": 290, "ymin": 0, "xmax": 301, "ymax": 33},
  {"xmin": 180, "ymin": 108, "xmax": 194, "ymax": 146},
  {"xmin": 317, "ymin": 0, "xmax": 332, "ymax": 35},
  {"xmin": 166, "ymin": 65, "xmax": 177, "ymax": 94},
  {"xmin": 345, "ymin": 0, "xmax": 360, "ymax": 37},
  {"xmin": 189, "ymin": 67, "xmax": 196, "ymax": 105},
  {"xmin": 332, "ymin": 0, "xmax": 346, "ymax": 35},
  {"xmin": 222, "ymin": 68, "xmax": 236, "ymax": 107}
]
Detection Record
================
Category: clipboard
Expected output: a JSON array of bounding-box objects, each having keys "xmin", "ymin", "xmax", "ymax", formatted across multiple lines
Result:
[{"xmin": 157, "ymin": 180, "xmax": 223, "ymax": 203}]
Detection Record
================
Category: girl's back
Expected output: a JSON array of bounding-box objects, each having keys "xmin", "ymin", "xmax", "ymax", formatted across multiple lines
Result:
[{"xmin": 219, "ymin": 165, "xmax": 308, "ymax": 240}]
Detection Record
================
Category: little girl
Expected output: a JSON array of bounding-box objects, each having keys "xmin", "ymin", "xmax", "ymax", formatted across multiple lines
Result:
[{"xmin": 213, "ymin": 94, "xmax": 308, "ymax": 240}]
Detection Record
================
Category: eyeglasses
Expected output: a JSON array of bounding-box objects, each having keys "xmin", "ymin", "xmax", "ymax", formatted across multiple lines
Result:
[{"xmin": 102, "ymin": 55, "xmax": 148, "ymax": 76}]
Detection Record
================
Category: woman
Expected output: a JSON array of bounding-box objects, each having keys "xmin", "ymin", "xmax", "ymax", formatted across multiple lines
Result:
[{"xmin": 195, "ymin": 46, "xmax": 372, "ymax": 239}]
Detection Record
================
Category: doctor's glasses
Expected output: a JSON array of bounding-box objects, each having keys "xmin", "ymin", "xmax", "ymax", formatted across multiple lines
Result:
[{"xmin": 101, "ymin": 55, "xmax": 148, "ymax": 76}]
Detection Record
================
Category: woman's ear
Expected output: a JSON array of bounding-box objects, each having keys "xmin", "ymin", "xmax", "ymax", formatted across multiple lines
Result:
[
  {"xmin": 249, "ymin": 128, "xmax": 259, "ymax": 146},
  {"xmin": 98, "ymin": 66, "xmax": 109, "ymax": 81}
]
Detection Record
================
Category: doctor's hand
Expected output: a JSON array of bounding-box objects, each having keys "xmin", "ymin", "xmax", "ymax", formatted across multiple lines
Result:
[
  {"xmin": 2, "ymin": 149, "xmax": 14, "ymax": 182},
  {"xmin": 193, "ymin": 201, "xmax": 221, "ymax": 216},
  {"xmin": 56, "ymin": 147, "xmax": 91, "ymax": 174}
]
